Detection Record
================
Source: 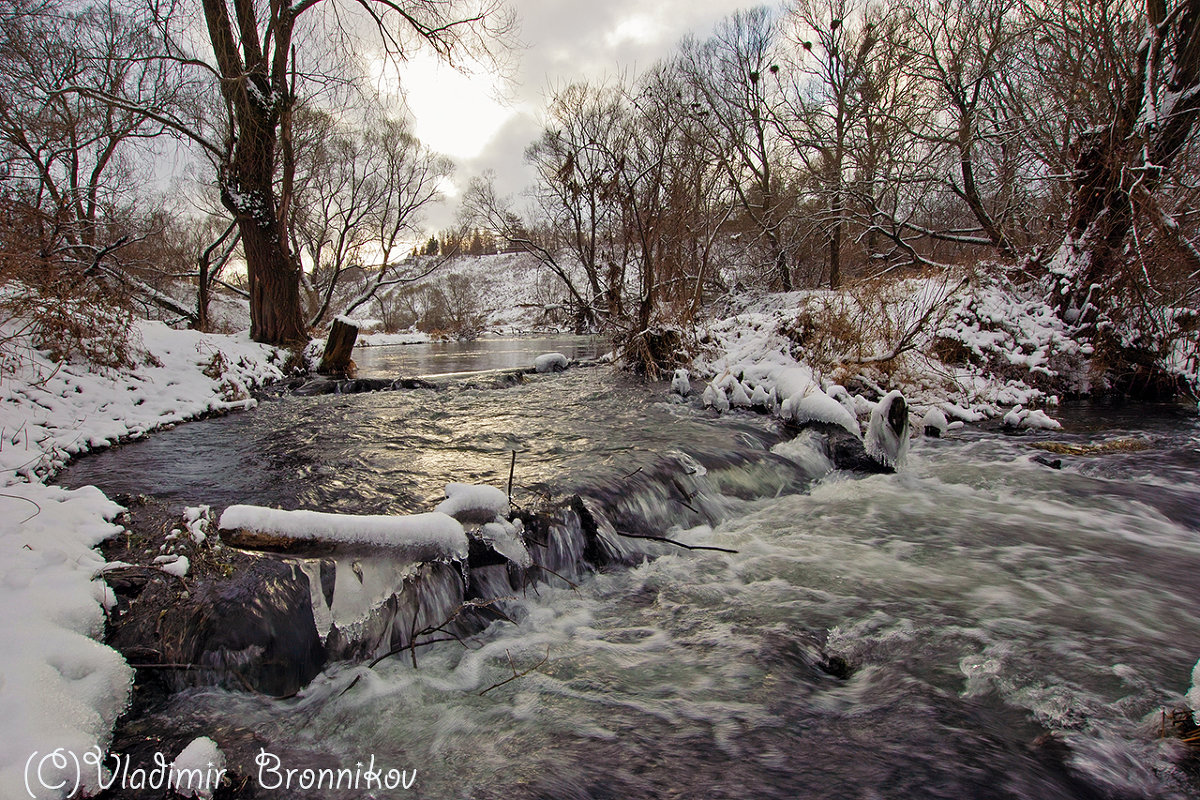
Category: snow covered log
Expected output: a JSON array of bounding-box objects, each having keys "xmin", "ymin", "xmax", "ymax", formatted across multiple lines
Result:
[
  {"xmin": 534, "ymin": 352, "xmax": 569, "ymax": 373},
  {"xmin": 435, "ymin": 483, "xmax": 510, "ymax": 523},
  {"xmin": 218, "ymin": 506, "xmax": 468, "ymax": 561},
  {"xmin": 317, "ymin": 317, "xmax": 359, "ymax": 376}
]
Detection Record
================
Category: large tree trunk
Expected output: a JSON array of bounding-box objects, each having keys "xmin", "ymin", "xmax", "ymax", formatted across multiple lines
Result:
[
  {"xmin": 241, "ymin": 215, "xmax": 309, "ymax": 344},
  {"xmin": 203, "ymin": 0, "xmax": 309, "ymax": 347},
  {"xmin": 1050, "ymin": 0, "xmax": 1200, "ymax": 324}
]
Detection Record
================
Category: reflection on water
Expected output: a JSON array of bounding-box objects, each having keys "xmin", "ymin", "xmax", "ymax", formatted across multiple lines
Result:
[
  {"xmin": 57, "ymin": 368, "xmax": 782, "ymax": 514},
  {"xmin": 354, "ymin": 335, "xmax": 607, "ymax": 378}
]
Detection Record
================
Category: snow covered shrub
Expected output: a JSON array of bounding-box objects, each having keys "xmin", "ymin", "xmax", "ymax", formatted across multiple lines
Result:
[
  {"xmin": 934, "ymin": 275, "xmax": 1089, "ymax": 395},
  {"xmin": 772, "ymin": 275, "xmax": 965, "ymax": 388}
]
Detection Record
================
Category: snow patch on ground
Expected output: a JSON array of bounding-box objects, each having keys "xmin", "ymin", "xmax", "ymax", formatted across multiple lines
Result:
[{"xmin": 0, "ymin": 319, "xmax": 285, "ymax": 795}]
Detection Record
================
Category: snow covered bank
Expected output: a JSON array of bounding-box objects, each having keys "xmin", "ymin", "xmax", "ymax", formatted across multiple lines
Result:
[
  {"xmin": 0, "ymin": 321, "xmax": 285, "ymax": 796},
  {"xmin": 690, "ymin": 273, "xmax": 1092, "ymax": 434}
]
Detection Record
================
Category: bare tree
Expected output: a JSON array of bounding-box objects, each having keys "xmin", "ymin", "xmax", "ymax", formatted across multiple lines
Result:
[
  {"xmin": 289, "ymin": 107, "xmax": 450, "ymax": 327},
  {"xmin": 775, "ymin": 0, "xmax": 882, "ymax": 288},
  {"xmin": 681, "ymin": 7, "xmax": 793, "ymax": 290}
]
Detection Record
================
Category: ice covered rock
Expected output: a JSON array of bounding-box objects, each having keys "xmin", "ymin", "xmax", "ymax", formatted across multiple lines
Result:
[
  {"xmin": 435, "ymin": 483, "xmax": 510, "ymax": 523},
  {"xmin": 922, "ymin": 407, "xmax": 949, "ymax": 438},
  {"xmin": 1002, "ymin": 405, "xmax": 1062, "ymax": 430},
  {"xmin": 866, "ymin": 390, "xmax": 910, "ymax": 469},
  {"xmin": 534, "ymin": 352, "xmax": 569, "ymax": 373},
  {"xmin": 729, "ymin": 379, "xmax": 752, "ymax": 408},
  {"xmin": 705, "ymin": 381, "xmax": 730, "ymax": 412},
  {"xmin": 480, "ymin": 516, "xmax": 533, "ymax": 568},
  {"xmin": 671, "ymin": 368, "xmax": 691, "ymax": 396},
  {"xmin": 781, "ymin": 389, "xmax": 860, "ymax": 436},
  {"xmin": 750, "ymin": 383, "xmax": 773, "ymax": 410}
]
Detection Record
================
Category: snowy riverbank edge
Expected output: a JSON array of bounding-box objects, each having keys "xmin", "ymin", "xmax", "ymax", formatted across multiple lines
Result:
[
  {"xmin": 687, "ymin": 275, "xmax": 1108, "ymax": 432},
  {"xmin": 0, "ymin": 321, "xmax": 286, "ymax": 798}
]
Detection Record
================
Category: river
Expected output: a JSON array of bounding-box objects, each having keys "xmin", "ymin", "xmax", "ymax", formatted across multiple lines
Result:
[{"xmin": 58, "ymin": 338, "xmax": 1200, "ymax": 799}]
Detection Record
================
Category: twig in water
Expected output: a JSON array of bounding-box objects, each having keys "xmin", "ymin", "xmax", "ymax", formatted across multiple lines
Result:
[
  {"xmin": 479, "ymin": 646, "xmax": 551, "ymax": 696},
  {"xmin": 508, "ymin": 449, "xmax": 517, "ymax": 507},
  {"xmin": 621, "ymin": 466, "xmax": 644, "ymax": 480},
  {"xmin": 368, "ymin": 598, "xmax": 515, "ymax": 668},
  {"xmin": 614, "ymin": 530, "xmax": 738, "ymax": 554},
  {"xmin": 532, "ymin": 563, "xmax": 579, "ymax": 591}
]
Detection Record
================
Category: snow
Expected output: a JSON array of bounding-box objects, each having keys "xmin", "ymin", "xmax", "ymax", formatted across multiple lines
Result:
[
  {"xmin": 154, "ymin": 554, "xmax": 190, "ymax": 578},
  {"xmin": 480, "ymin": 516, "xmax": 532, "ymax": 568},
  {"xmin": 1187, "ymin": 659, "xmax": 1200, "ymax": 710},
  {"xmin": 689, "ymin": 276, "xmax": 1071, "ymax": 432},
  {"xmin": 355, "ymin": 330, "xmax": 431, "ymax": 347},
  {"xmin": 781, "ymin": 389, "xmax": 861, "ymax": 435},
  {"xmin": 170, "ymin": 736, "xmax": 226, "ymax": 799},
  {"xmin": 728, "ymin": 379, "xmax": 752, "ymax": 408},
  {"xmin": 0, "ymin": 319, "xmax": 285, "ymax": 796},
  {"xmin": 703, "ymin": 381, "xmax": 730, "ymax": 412},
  {"xmin": 1002, "ymin": 405, "xmax": 1063, "ymax": 430},
  {"xmin": 922, "ymin": 407, "xmax": 949, "ymax": 436},
  {"xmin": 218, "ymin": 506, "xmax": 469, "ymax": 561},
  {"xmin": 183, "ymin": 505, "xmax": 210, "ymax": 544},
  {"xmin": 534, "ymin": 352, "xmax": 569, "ymax": 373},
  {"xmin": 435, "ymin": 483, "xmax": 510, "ymax": 522},
  {"xmin": 671, "ymin": 368, "xmax": 691, "ymax": 396}
]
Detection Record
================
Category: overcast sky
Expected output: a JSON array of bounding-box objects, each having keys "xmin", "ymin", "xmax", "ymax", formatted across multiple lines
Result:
[{"xmin": 394, "ymin": 0, "xmax": 768, "ymax": 234}]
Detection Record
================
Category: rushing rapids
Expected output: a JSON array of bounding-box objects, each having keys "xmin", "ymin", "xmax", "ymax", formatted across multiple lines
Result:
[{"xmin": 57, "ymin": 340, "xmax": 1200, "ymax": 800}]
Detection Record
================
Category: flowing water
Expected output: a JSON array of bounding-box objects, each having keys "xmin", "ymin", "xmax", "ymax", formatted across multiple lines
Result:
[{"xmin": 58, "ymin": 341, "xmax": 1200, "ymax": 799}]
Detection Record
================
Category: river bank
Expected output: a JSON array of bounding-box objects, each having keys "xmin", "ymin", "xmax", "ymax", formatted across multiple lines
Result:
[{"xmin": 0, "ymin": 322, "xmax": 286, "ymax": 795}]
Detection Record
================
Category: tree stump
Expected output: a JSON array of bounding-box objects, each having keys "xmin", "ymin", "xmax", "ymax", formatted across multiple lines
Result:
[{"xmin": 318, "ymin": 317, "xmax": 359, "ymax": 377}]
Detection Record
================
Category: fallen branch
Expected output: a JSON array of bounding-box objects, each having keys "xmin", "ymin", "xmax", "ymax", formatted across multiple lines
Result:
[
  {"xmin": 613, "ymin": 530, "xmax": 737, "ymax": 554},
  {"xmin": 479, "ymin": 646, "xmax": 550, "ymax": 696},
  {"xmin": 368, "ymin": 597, "xmax": 515, "ymax": 668}
]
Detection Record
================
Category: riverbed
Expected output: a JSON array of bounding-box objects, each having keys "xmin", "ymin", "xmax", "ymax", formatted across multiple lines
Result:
[{"xmin": 58, "ymin": 339, "xmax": 1200, "ymax": 799}]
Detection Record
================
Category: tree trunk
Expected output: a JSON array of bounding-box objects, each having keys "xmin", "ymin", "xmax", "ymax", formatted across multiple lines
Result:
[
  {"xmin": 203, "ymin": 0, "xmax": 309, "ymax": 347},
  {"xmin": 829, "ymin": 189, "xmax": 843, "ymax": 290},
  {"xmin": 239, "ymin": 209, "xmax": 309, "ymax": 345},
  {"xmin": 318, "ymin": 317, "xmax": 359, "ymax": 376},
  {"xmin": 1051, "ymin": 0, "xmax": 1200, "ymax": 323}
]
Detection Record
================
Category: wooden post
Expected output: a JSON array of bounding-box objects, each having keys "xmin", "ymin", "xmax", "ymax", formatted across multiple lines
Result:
[{"xmin": 318, "ymin": 317, "xmax": 359, "ymax": 377}]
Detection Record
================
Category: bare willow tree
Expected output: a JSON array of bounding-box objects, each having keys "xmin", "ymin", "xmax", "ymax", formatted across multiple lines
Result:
[
  {"xmin": 524, "ymin": 81, "xmax": 630, "ymax": 325},
  {"xmin": 680, "ymin": 7, "xmax": 793, "ymax": 291},
  {"xmin": 0, "ymin": 0, "xmax": 204, "ymax": 365},
  {"xmin": 86, "ymin": 0, "xmax": 515, "ymax": 345},
  {"xmin": 775, "ymin": 0, "xmax": 882, "ymax": 289},
  {"xmin": 289, "ymin": 107, "xmax": 450, "ymax": 327}
]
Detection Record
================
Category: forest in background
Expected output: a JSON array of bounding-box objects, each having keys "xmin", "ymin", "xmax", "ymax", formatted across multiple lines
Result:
[{"xmin": 2, "ymin": 0, "xmax": 1199, "ymax": 397}]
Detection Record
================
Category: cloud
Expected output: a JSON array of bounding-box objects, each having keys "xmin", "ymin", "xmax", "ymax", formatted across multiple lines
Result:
[{"xmin": 409, "ymin": 0, "xmax": 764, "ymax": 233}]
